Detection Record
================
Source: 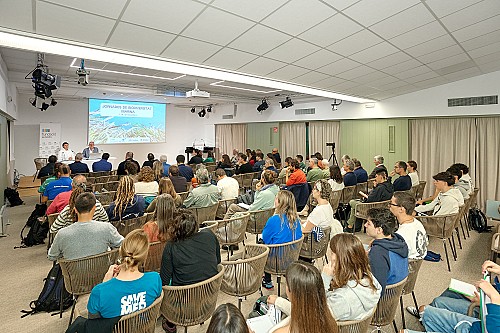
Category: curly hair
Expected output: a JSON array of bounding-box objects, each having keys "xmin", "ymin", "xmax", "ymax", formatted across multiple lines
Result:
[
  {"xmin": 138, "ymin": 166, "xmax": 155, "ymax": 182},
  {"xmin": 314, "ymin": 179, "xmax": 332, "ymax": 201},
  {"xmin": 113, "ymin": 176, "xmax": 135, "ymax": 219},
  {"xmin": 165, "ymin": 209, "xmax": 199, "ymax": 242}
]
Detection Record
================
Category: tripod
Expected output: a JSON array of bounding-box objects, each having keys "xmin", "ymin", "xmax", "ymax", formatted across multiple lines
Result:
[{"xmin": 328, "ymin": 144, "xmax": 339, "ymax": 166}]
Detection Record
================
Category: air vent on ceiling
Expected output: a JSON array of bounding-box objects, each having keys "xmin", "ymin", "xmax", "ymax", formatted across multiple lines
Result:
[
  {"xmin": 222, "ymin": 114, "xmax": 234, "ymax": 120},
  {"xmin": 295, "ymin": 108, "xmax": 315, "ymax": 115},
  {"xmin": 448, "ymin": 95, "xmax": 498, "ymax": 107}
]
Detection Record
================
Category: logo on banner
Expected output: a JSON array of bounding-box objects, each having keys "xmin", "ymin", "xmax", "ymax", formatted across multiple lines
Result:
[{"xmin": 41, "ymin": 128, "xmax": 57, "ymax": 138}]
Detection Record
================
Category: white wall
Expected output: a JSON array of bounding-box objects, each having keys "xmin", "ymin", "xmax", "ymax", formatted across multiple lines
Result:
[
  {"xmin": 14, "ymin": 96, "xmax": 215, "ymax": 176},
  {"xmin": 0, "ymin": 54, "xmax": 17, "ymax": 120}
]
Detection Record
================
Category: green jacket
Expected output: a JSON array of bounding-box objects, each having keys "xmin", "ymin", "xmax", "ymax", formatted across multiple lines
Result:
[
  {"xmin": 249, "ymin": 184, "xmax": 279, "ymax": 211},
  {"xmin": 183, "ymin": 183, "xmax": 220, "ymax": 208},
  {"xmin": 307, "ymin": 168, "xmax": 323, "ymax": 182}
]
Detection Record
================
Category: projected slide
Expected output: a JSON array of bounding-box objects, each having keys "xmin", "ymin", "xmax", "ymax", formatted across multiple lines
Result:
[{"xmin": 88, "ymin": 99, "xmax": 166, "ymax": 144}]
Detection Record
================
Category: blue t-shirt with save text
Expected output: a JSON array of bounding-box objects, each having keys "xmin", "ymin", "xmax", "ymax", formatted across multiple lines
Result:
[{"xmin": 87, "ymin": 271, "xmax": 162, "ymax": 318}]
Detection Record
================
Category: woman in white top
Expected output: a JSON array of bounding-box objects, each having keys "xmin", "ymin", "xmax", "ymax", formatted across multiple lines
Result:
[
  {"xmin": 328, "ymin": 166, "xmax": 345, "ymax": 192},
  {"xmin": 134, "ymin": 166, "xmax": 159, "ymax": 197},
  {"xmin": 267, "ymin": 261, "xmax": 338, "ymax": 333},
  {"xmin": 302, "ymin": 179, "xmax": 343, "ymax": 235},
  {"xmin": 407, "ymin": 160, "xmax": 419, "ymax": 187}
]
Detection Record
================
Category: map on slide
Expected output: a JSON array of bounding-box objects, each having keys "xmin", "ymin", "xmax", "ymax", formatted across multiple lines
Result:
[{"xmin": 88, "ymin": 99, "xmax": 166, "ymax": 144}]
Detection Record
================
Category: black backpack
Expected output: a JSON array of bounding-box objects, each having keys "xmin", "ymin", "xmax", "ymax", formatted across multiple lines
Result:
[
  {"xmin": 18, "ymin": 204, "xmax": 48, "ymax": 247},
  {"xmin": 468, "ymin": 207, "xmax": 490, "ymax": 233},
  {"xmin": 21, "ymin": 263, "xmax": 73, "ymax": 317},
  {"xmin": 4, "ymin": 187, "xmax": 23, "ymax": 207}
]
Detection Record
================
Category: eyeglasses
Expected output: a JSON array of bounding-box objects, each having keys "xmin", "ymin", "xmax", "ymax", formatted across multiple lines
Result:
[{"xmin": 388, "ymin": 202, "xmax": 400, "ymax": 207}]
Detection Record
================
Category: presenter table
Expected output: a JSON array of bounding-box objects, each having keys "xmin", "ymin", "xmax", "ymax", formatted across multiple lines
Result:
[{"xmin": 62, "ymin": 157, "xmax": 118, "ymax": 171}]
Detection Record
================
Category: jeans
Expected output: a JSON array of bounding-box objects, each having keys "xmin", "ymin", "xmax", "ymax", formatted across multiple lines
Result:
[
  {"xmin": 430, "ymin": 289, "xmax": 479, "ymax": 318},
  {"xmin": 405, "ymin": 305, "xmax": 479, "ymax": 333}
]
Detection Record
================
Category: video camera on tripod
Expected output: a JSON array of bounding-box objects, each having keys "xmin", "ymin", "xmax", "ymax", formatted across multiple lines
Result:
[{"xmin": 326, "ymin": 142, "xmax": 338, "ymax": 166}]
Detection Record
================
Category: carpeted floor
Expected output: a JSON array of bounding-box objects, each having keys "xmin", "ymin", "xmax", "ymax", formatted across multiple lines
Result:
[{"xmin": 0, "ymin": 194, "xmax": 494, "ymax": 333}]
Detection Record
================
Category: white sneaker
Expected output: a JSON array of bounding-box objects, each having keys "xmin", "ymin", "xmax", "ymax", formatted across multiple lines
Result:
[
  {"xmin": 298, "ymin": 210, "xmax": 308, "ymax": 217},
  {"xmin": 406, "ymin": 306, "xmax": 421, "ymax": 319}
]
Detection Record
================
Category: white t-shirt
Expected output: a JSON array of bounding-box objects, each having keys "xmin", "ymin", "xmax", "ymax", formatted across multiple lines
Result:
[
  {"xmin": 409, "ymin": 172, "xmax": 419, "ymax": 187},
  {"xmin": 328, "ymin": 179, "xmax": 345, "ymax": 192},
  {"xmin": 217, "ymin": 176, "xmax": 239, "ymax": 200},
  {"xmin": 134, "ymin": 181, "xmax": 159, "ymax": 197},
  {"xmin": 396, "ymin": 218, "xmax": 428, "ymax": 259},
  {"xmin": 58, "ymin": 148, "xmax": 75, "ymax": 161},
  {"xmin": 306, "ymin": 204, "xmax": 343, "ymax": 236}
]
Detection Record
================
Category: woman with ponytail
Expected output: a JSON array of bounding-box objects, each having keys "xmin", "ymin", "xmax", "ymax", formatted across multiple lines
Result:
[{"xmin": 86, "ymin": 229, "xmax": 162, "ymax": 319}]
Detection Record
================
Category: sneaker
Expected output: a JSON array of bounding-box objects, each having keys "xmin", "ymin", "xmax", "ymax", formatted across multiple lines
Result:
[
  {"xmin": 162, "ymin": 317, "xmax": 177, "ymax": 333},
  {"xmin": 406, "ymin": 306, "xmax": 420, "ymax": 319},
  {"xmin": 262, "ymin": 279, "xmax": 274, "ymax": 290},
  {"xmin": 298, "ymin": 210, "xmax": 308, "ymax": 217}
]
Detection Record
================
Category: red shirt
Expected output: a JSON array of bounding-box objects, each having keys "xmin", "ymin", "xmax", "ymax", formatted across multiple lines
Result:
[
  {"xmin": 46, "ymin": 190, "xmax": 72, "ymax": 215},
  {"xmin": 286, "ymin": 169, "xmax": 307, "ymax": 186}
]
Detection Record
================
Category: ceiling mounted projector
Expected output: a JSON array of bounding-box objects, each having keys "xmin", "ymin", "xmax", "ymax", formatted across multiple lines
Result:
[{"xmin": 186, "ymin": 80, "xmax": 210, "ymax": 98}]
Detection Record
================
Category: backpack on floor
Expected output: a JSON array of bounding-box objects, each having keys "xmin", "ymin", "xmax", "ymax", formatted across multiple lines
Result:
[
  {"xmin": 21, "ymin": 263, "xmax": 73, "ymax": 317},
  {"xmin": 18, "ymin": 204, "xmax": 48, "ymax": 247},
  {"xmin": 424, "ymin": 250, "xmax": 441, "ymax": 262},
  {"xmin": 468, "ymin": 207, "xmax": 490, "ymax": 233},
  {"xmin": 4, "ymin": 187, "xmax": 23, "ymax": 207}
]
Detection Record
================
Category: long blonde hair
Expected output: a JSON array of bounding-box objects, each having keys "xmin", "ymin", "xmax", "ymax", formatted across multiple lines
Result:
[
  {"xmin": 152, "ymin": 160, "xmax": 164, "ymax": 181},
  {"xmin": 274, "ymin": 190, "xmax": 299, "ymax": 233},
  {"xmin": 119, "ymin": 229, "xmax": 149, "ymax": 271},
  {"xmin": 113, "ymin": 176, "xmax": 135, "ymax": 219},
  {"xmin": 154, "ymin": 194, "xmax": 176, "ymax": 242},
  {"xmin": 159, "ymin": 177, "xmax": 178, "ymax": 200}
]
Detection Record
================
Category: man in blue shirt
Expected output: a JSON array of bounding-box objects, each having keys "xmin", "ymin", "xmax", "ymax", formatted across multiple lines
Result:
[
  {"xmin": 92, "ymin": 153, "xmax": 113, "ymax": 172},
  {"xmin": 43, "ymin": 164, "xmax": 73, "ymax": 201},
  {"xmin": 389, "ymin": 161, "xmax": 412, "ymax": 191},
  {"xmin": 343, "ymin": 159, "xmax": 358, "ymax": 186},
  {"xmin": 69, "ymin": 153, "xmax": 90, "ymax": 175},
  {"xmin": 176, "ymin": 155, "xmax": 194, "ymax": 181},
  {"xmin": 160, "ymin": 154, "xmax": 170, "ymax": 177},
  {"xmin": 352, "ymin": 158, "xmax": 369, "ymax": 183}
]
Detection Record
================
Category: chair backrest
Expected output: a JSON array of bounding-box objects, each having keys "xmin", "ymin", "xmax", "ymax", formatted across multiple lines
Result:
[
  {"xmin": 95, "ymin": 191, "xmax": 116, "ymax": 205},
  {"xmin": 340, "ymin": 185, "xmax": 356, "ymax": 205},
  {"xmin": 189, "ymin": 202, "xmax": 219, "ymax": 224},
  {"xmin": 143, "ymin": 241, "xmax": 166, "ymax": 272},
  {"xmin": 113, "ymin": 291, "xmax": 163, "ymax": 333},
  {"xmin": 470, "ymin": 187, "xmax": 480, "ymax": 209},
  {"xmin": 178, "ymin": 191, "xmax": 189, "ymax": 201},
  {"xmin": 105, "ymin": 181, "xmax": 120, "ymax": 192},
  {"xmin": 415, "ymin": 181, "xmax": 427, "ymax": 200},
  {"xmin": 337, "ymin": 308, "xmax": 375, "ymax": 333},
  {"xmin": 221, "ymin": 244, "xmax": 269, "ymax": 297},
  {"xmin": 246, "ymin": 207, "xmax": 275, "ymax": 234},
  {"xmin": 59, "ymin": 249, "xmax": 120, "ymax": 296},
  {"xmin": 264, "ymin": 237, "xmax": 304, "ymax": 275},
  {"xmin": 355, "ymin": 200, "xmax": 391, "ymax": 220},
  {"xmin": 209, "ymin": 213, "xmax": 250, "ymax": 245},
  {"xmin": 242, "ymin": 173, "xmax": 254, "ymax": 188},
  {"xmin": 218, "ymin": 198, "xmax": 237, "ymax": 215},
  {"xmin": 402, "ymin": 259, "xmax": 423, "ymax": 295},
  {"xmin": 89, "ymin": 171, "xmax": 111, "ymax": 178},
  {"xmin": 232, "ymin": 174, "xmax": 243, "ymax": 188},
  {"xmin": 112, "ymin": 215, "xmax": 148, "ymax": 237},
  {"xmin": 199, "ymin": 221, "xmax": 218, "ymax": 233},
  {"xmin": 354, "ymin": 182, "xmax": 368, "ymax": 200},
  {"xmin": 144, "ymin": 212, "xmax": 155, "ymax": 222},
  {"xmin": 300, "ymin": 227, "xmax": 331, "ymax": 260},
  {"xmin": 92, "ymin": 183, "xmax": 105, "ymax": 192},
  {"xmin": 453, "ymin": 203, "xmax": 468, "ymax": 229},
  {"xmin": 47, "ymin": 213, "xmax": 59, "ymax": 227},
  {"xmin": 34, "ymin": 158, "xmax": 48, "ymax": 170},
  {"xmin": 161, "ymin": 264, "xmax": 225, "ymax": 327},
  {"xmin": 418, "ymin": 213, "xmax": 458, "ymax": 239},
  {"xmin": 329, "ymin": 190, "xmax": 342, "ymax": 212},
  {"xmin": 371, "ymin": 277, "xmax": 408, "ymax": 327}
]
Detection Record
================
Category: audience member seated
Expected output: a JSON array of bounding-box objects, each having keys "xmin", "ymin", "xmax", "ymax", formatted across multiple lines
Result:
[
  {"xmin": 404, "ymin": 260, "xmax": 500, "ymax": 333},
  {"xmin": 134, "ymin": 166, "xmax": 159, "ymax": 198},
  {"xmin": 69, "ymin": 153, "xmax": 90, "ymax": 175},
  {"xmin": 272, "ymin": 148, "xmax": 281, "ymax": 164},
  {"xmin": 286, "ymin": 160, "xmax": 307, "ymax": 187},
  {"xmin": 407, "ymin": 160, "xmax": 419, "ymax": 187},
  {"xmin": 47, "ymin": 174, "xmax": 86, "ymax": 215},
  {"xmin": 322, "ymin": 233, "xmax": 381, "ymax": 320},
  {"xmin": 204, "ymin": 151, "xmax": 215, "ymax": 163},
  {"xmin": 369, "ymin": 155, "xmax": 387, "ymax": 179},
  {"xmin": 390, "ymin": 192, "xmax": 428, "ymax": 260},
  {"xmin": 183, "ymin": 168, "xmax": 220, "ymax": 209},
  {"xmin": 389, "ymin": 161, "xmax": 412, "ymax": 191},
  {"xmin": 340, "ymin": 154, "xmax": 350, "ymax": 175},
  {"xmin": 38, "ymin": 162, "xmax": 62, "ymax": 194},
  {"xmin": 352, "ymin": 158, "xmax": 369, "ymax": 183},
  {"xmin": 92, "ymin": 153, "xmax": 112, "ymax": 172},
  {"xmin": 266, "ymin": 261, "xmax": 338, "ymax": 333},
  {"xmin": 453, "ymin": 163, "xmax": 473, "ymax": 195},
  {"xmin": 296, "ymin": 154, "xmax": 307, "ymax": 173},
  {"xmin": 224, "ymin": 170, "xmax": 278, "ymax": 219},
  {"xmin": 146, "ymin": 178, "xmax": 182, "ymax": 213},
  {"xmin": 82, "ymin": 141, "xmax": 98, "ymax": 159},
  {"xmin": 235, "ymin": 154, "xmax": 253, "ymax": 175},
  {"xmin": 58, "ymin": 141, "xmax": 75, "ymax": 161},
  {"xmin": 414, "ymin": 172, "xmax": 463, "ymax": 216},
  {"xmin": 216, "ymin": 168, "xmax": 239, "ymax": 200},
  {"xmin": 124, "ymin": 160, "xmax": 139, "ymax": 183},
  {"xmin": 42, "ymin": 164, "xmax": 73, "ymax": 202},
  {"xmin": 50, "ymin": 182, "xmax": 108, "ymax": 234},
  {"xmin": 106, "ymin": 176, "xmax": 145, "ymax": 221},
  {"xmin": 188, "ymin": 149, "xmax": 203, "ymax": 165},
  {"xmin": 321, "ymin": 159, "xmax": 330, "ymax": 179},
  {"xmin": 263, "ymin": 158, "xmax": 278, "ymax": 175},
  {"xmin": 346, "ymin": 169, "xmax": 394, "ymax": 232},
  {"xmin": 48, "ymin": 193, "xmax": 123, "ymax": 261},
  {"xmin": 152, "ymin": 160, "xmax": 164, "ymax": 182},
  {"xmin": 343, "ymin": 159, "xmax": 358, "ymax": 187},
  {"xmin": 328, "ymin": 165, "xmax": 345, "ymax": 192},
  {"xmin": 38, "ymin": 155, "xmax": 57, "ymax": 179},
  {"xmin": 168, "ymin": 165, "xmax": 188, "ymax": 193},
  {"xmin": 266, "ymin": 153, "xmax": 279, "ymax": 168},
  {"xmin": 176, "ymin": 154, "xmax": 194, "ymax": 181},
  {"xmin": 142, "ymin": 153, "xmax": 157, "ymax": 168},
  {"xmin": 301, "ymin": 180, "xmax": 342, "ymax": 235},
  {"xmin": 253, "ymin": 153, "xmax": 265, "ymax": 171},
  {"xmin": 230, "ymin": 149, "xmax": 239, "ymax": 166},
  {"xmin": 143, "ymin": 194, "xmax": 175, "ymax": 242},
  {"xmin": 278, "ymin": 157, "xmax": 293, "ymax": 178},
  {"xmin": 117, "ymin": 152, "xmax": 140, "ymax": 176},
  {"xmin": 159, "ymin": 155, "xmax": 170, "ymax": 177},
  {"xmin": 216, "ymin": 154, "xmax": 232, "ymax": 170},
  {"xmin": 306, "ymin": 158, "xmax": 323, "ymax": 183},
  {"xmin": 365, "ymin": 208, "xmax": 408, "ymax": 294},
  {"xmin": 261, "ymin": 190, "xmax": 302, "ymax": 290},
  {"xmin": 86, "ymin": 229, "xmax": 162, "ymax": 319},
  {"xmin": 160, "ymin": 209, "xmax": 221, "ymax": 332},
  {"xmin": 206, "ymin": 303, "xmax": 251, "ymax": 333},
  {"xmin": 447, "ymin": 165, "xmax": 470, "ymax": 200}
]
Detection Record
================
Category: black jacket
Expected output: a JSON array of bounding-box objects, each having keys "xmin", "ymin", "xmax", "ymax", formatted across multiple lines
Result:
[
  {"xmin": 188, "ymin": 156, "xmax": 203, "ymax": 164},
  {"xmin": 366, "ymin": 180, "xmax": 394, "ymax": 203},
  {"xmin": 235, "ymin": 162, "xmax": 253, "ymax": 175},
  {"xmin": 369, "ymin": 164, "xmax": 388, "ymax": 179},
  {"xmin": 117, "ymin": 158, "xmax": 140, "ymax": 175},
  {"xmin": 38, "ymin": 163, "xmax": 55, "ymax": 178}
]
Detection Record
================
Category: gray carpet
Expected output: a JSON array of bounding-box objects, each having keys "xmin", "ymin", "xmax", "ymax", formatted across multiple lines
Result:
[{"xmin": 0, "ymin": 195, "xmax": 494, "ymax": 333}]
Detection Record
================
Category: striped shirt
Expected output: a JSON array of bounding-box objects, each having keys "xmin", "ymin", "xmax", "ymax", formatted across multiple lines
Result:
[{"xmin": 50, "ymin": 200, "xmax": 109, "ymax": 234}]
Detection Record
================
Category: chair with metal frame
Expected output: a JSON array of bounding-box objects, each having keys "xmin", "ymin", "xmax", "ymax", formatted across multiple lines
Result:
[
  {"xmin": 113, "ymin": 291, "xmax": 163, "ymax": 333},
  {"xmin": 246, "ymin": 207, "xmax": 275, "ymax": 243},
  {"xmin": 111, "ymin": 215, "xmax": 147, "ymax": 237},
  {"xmin": 34, "ymin": 158, "xmax": 48, "ymax": 181},
  {"xmin": 188, "ymin": 202, "xmax": 219, "ymax": 225},
  {"xmin": 209, "ymin": 213, "xmax": 250, "ymax": 260},
  {"xmin": 299, "ymin": 226, "xmax": 331, "ymax": 262},
  {"xmin": 337, "ymin": 308, "xmax": 376, "ymax": 333},
  {"xmin": 370, "ymin": 277, "xmax": 408, "ymax": 333},
  {"xmin": 399, "ymin": 259, "xmax": 424, "ymax": 329}
]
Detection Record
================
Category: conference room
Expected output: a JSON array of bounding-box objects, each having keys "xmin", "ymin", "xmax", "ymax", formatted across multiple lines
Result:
[{"xmin": 0, "ymin": 0, "xmax": 500, "ymax": 332}]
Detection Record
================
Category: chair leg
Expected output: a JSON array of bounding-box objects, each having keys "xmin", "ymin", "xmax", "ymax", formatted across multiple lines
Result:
[
  {"xmin": 184, "ymin": 327, "xmax": 188, "ymax": 333},
  {"xmin": 238, "ymin": 297, "xmax": 242, "ymax": 311},
  {"xmin": 277, "ymin": 275, "xmax": 281, "ymax": 297},
  {"xmin": 460, "ymin": 219, "xmax": 467, "ymax": 240},
  {"xmin": 400, "ymin": 296, "xmax": 406, "ymax": 329},
  {"xmin": 68, "ymin": 297, "xmax": 77, "ymax": 327},
  {"xmin": 392, "ymin": 320, "xmax": 398, "ymax": 333},
  {"xmin": 444, "ymin": 240, "xmax": 451, "ymax": 272},
  {"xmin": 449, "ymin": 237, "xmax": 457, "ymax": 260},
  {"xmin": 455, "ymin": 228, "xmax": 462, "ymax": 250}
]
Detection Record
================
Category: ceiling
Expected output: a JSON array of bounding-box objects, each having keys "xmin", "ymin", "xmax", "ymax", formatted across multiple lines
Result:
[{"xmin": 1, "ymin": 0, "xmax": 500, "ymax": 104}]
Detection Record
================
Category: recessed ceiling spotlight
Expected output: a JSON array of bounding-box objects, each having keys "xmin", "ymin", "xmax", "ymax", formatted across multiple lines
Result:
[{"xmin": 279, "ymin": 97, "xmax": 293, "ymax": 109}]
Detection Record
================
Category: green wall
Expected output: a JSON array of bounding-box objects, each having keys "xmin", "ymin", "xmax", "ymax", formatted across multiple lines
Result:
[
  {"xmin": 340, "ymin": 118, "xmax": 409, "ymax": 172},
  {"xmin": 247, "ymin": 122, "xmax": 280, "ymax": 154},
  {"xmin": 0, "ymin": 115, "xmax": 7, "ymax": 205}
]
